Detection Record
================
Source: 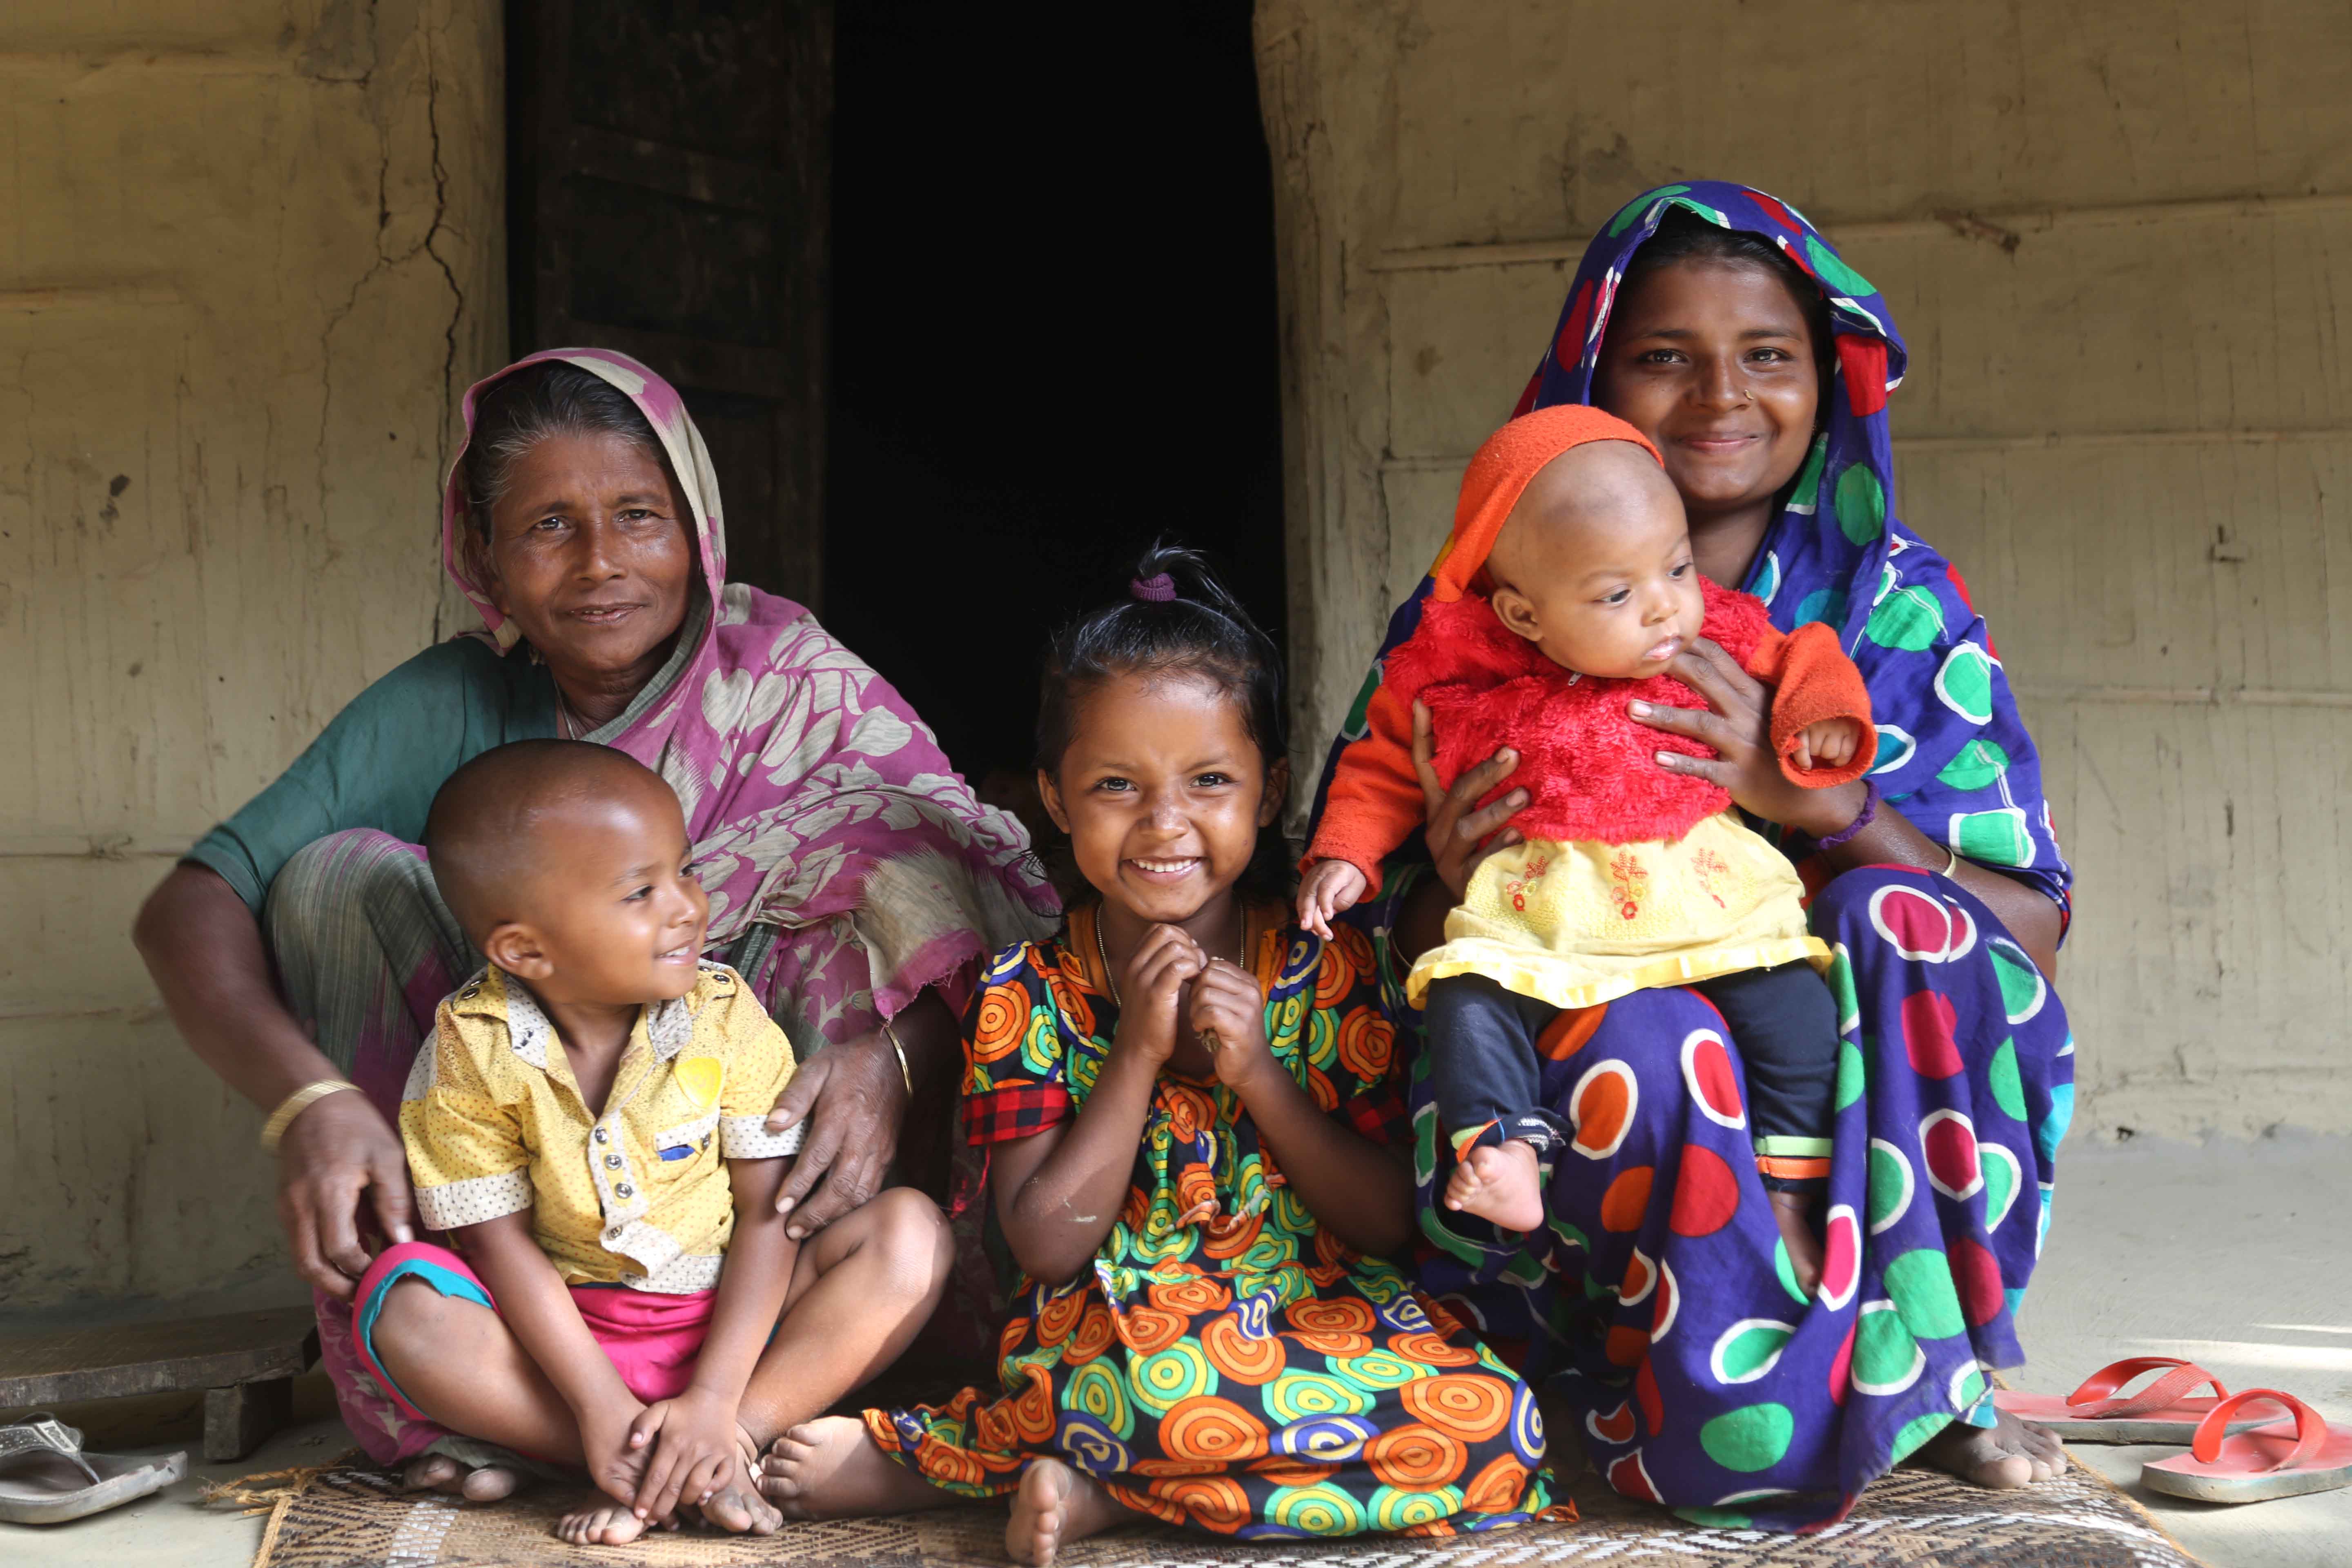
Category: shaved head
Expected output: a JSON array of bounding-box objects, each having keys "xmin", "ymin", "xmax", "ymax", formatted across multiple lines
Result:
[
  {"xmin": 425, "ymin": 740, "xmax": 679, "ymax": 946},
  {"xmin": 1486, "ymin": 439, "xmax": 1678, "ymax": 590},
  {"xmin": 1479, "ymin": 436, "xmax": 1704, "ymax": 683}
]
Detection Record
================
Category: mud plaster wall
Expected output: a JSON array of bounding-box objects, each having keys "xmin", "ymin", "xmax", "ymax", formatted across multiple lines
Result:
[
  {"xmin": 0, "ymin": 0, "xmax": 504, "ymax": 1310},
  {"xmin": 1254, "ymin": 0, "xmax": 2352, "ymax": 1141}
]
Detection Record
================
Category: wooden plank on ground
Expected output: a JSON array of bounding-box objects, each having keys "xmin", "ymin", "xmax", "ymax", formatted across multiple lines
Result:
[{"xmin": 0, "ymin": 1306, "xmax": 317, "ymax": 1408}]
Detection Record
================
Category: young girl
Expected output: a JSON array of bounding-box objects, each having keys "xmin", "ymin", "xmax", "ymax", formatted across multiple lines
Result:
[
  {"xmin": 755, "ymin": 548, "xmax": 1562, "ymax": 1564},
  {"xmin": 1300, "ymin": 406, "xmax": 1875, "ymax": 1283}
]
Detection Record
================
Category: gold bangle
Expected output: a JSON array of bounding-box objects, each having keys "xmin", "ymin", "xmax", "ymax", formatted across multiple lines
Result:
[
  {"xmin": 880, "ymin": 1018, "xmax": 914, "ymax": 1095},
  {"xmin": 261, "ymin": 1080, "xmax": 356, "ymax": 1152}
]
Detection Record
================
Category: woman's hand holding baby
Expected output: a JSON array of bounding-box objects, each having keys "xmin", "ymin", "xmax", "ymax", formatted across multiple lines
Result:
[
  {"xmin": 1632, "ymin": 638, "xmax": 1867, "ymax": 842},
  {"xmin": 1296, "ymin": 861, "xmax": 1367, "ymax": 940},
  {"xmin": 1413, "ymin": 700, "xmax": 1529, "ymax": 899}
]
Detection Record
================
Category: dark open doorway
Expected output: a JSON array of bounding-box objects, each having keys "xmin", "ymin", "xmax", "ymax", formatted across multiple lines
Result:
[
  {"xmin": 505, "ymin": 2, "xmax": 1285, "ymax": 791},
  {"xmin": 823, "ymin": 3, "xmax": 1285, "ymax": 789}
]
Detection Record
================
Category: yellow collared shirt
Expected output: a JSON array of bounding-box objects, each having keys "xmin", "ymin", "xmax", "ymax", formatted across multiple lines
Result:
[{"xmin": 402, "ymin": 962, "xmax": 799, "ymax": 1293}]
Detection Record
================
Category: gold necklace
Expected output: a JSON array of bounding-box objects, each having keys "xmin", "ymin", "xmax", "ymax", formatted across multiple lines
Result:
[{"xmin": 1092, "ymin": 913, "xmax": 1121, "ymax": 1007}]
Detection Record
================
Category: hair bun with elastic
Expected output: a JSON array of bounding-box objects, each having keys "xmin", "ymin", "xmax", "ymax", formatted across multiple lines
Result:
[{"xmin": 1130, "ymin": 573, "xmax": 1177, "ymax": 603}]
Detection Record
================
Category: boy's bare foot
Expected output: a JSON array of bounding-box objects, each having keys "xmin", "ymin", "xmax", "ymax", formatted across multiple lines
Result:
[
  {"xmin": 1916, "ymin": 1409, "xmax": 2066, "ymax": 1489},
  {"xmin": 1769, "ymin": 1190, "xmax": 1824, "ymax": 1297},
  {"xmin": 759, "ymin": 1415, "xmax": 949, "ymax": 1520},
  {"xmin": 556, "ymin": 1500, "xmax": 653, "ymax": 1546},
  {"xmin": 685, "ymin": 1427, "xmax": 782, "ymax": 1535},
  {"xmin": 1008, "ymin": 1457, "xmax": 1128, "ymax": 1567},
  {"xmin": 402, "ymin": 1453, "xmax": 521, "ymax": 1503},
  {"xmin": 1443, "ymin": 1139, "xmax": 1545, "ymax": 1231}
]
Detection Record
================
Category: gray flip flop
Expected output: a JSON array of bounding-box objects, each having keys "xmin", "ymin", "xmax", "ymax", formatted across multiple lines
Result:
[{"xmin": 0, "ymin": 1413, "xmax": 187, "ymax": 1525}]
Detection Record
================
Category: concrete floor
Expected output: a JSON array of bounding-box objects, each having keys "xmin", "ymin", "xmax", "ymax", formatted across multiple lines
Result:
[{"xmin": 9, "ymin": 1135, "xmax": 2348, "ymax": 1568}]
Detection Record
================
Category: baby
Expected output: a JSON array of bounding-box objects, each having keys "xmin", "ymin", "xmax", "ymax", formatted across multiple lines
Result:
[
  {"xmin": 350, "ymin": 740, "xmax": 947, "ymax": 1544},
  {"xmin": 1301, "ymin": 406, "xmax": 1875, "ymax": 1290}
]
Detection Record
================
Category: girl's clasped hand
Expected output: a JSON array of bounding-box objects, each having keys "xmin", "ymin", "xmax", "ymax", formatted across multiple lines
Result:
[{"xmin": 1110, "ymin": 924, "xmax": 1277, "ymax": 1097}]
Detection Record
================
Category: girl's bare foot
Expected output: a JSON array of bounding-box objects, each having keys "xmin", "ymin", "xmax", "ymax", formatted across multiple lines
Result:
[
  {"xmin": 759, "ymin": 1416, "xmax": 952, "ymax": 1520},
  {"xmin": 1769, "ymin": 1191, "xmax": 1824, "ymax": 1297},
  {"xmin": 557, "ymin": 1500, "xmax": 653, "ymax": 1546},
  {"xmin": 1917, "ymin": 1409, "xmax": 2066, "ymax": 1489},
  {"xmin": 402, "ymin": 1453, "xmax": 521, "ymax": 1503},
  {"xmin": 1007, "ymin": 1457, "xmax": 1129, "ymax": 1568},
  {"xmin": 1444, "ymin": 1140, "xmax": 1545, "ymax": 1231}
]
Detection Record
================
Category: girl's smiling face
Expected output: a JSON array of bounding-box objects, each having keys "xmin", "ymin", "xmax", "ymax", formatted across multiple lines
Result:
[{"xmin": 1039, "ymin": 670, "xmax": 1287, "ymax": 936}]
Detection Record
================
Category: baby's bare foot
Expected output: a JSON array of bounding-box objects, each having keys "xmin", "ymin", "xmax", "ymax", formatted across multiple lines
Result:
[
  {"xmin": 1770, "ymin": 1190, "xmax": 1824, "ymax": 1298},
  {"xmin": 1445, "ymin": 1140, "xmax": 1545, "ymax": 1231},
  {"xmin": 759, "ymin": 1416, "xmax": 949, "ymax": 1520},
  {"xmin": 1007, "ymin": 1457, "xmax": 1127, "ymax": 1567},
  {"xmin": 556, "ymin": 1500, "xmax": 651, "ymax": 1546}
]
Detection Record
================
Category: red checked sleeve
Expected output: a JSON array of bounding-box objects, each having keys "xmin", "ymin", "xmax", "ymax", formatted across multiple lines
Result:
[
  {"xmin": 1745, "ymin": 622, "xmax": 1878, "ymax": 788},
  {"xmin": 960, "ymin": 944, "xmax": 1076, "ymax": 1145},
  {"xmin": 1303, "ymin": 682, "xmax": 1425, "ymax": 897}
]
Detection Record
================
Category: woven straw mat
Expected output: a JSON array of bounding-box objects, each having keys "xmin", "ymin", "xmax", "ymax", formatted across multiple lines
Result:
[{"xmin": 248, "ymin": 1456, "xmax": 2207, "ymax": 1568}]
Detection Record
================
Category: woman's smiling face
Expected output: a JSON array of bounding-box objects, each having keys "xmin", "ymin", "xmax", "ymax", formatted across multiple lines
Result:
[
  {"xmin": 477, "ymin": 430, "xmax": 697, "ymax": 691},
  {"xmin": 1594, "ymin": 258, "xmax": 1821, "ymax": 526}
]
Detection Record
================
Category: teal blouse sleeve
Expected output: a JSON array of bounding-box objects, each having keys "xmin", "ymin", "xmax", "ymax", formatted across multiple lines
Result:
[{"xmin": 185, "ymin": 638, "xmax": 559, "ymax": 911}]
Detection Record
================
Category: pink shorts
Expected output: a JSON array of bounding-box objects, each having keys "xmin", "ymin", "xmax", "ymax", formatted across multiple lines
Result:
[{"xmin": 352, "ymin": 1241, "xmax": 715, "ymax": 1419}]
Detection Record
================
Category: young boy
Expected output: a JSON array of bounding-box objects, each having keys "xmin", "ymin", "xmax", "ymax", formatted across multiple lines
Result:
[{"xmin": 352, "ymin": 740, "xmax": 951, "ymax": 1544}]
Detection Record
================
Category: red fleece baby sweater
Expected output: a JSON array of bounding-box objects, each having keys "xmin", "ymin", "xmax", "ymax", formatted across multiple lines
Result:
[{"xmin": 1308, "ymin": 576, "xmax": 1877, "ymax": 893}]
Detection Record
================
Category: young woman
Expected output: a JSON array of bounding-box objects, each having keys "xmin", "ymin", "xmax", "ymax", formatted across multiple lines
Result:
[{"xmin": 1312, "ymin": 185, "xmax": 2075, "ymax": 1529}]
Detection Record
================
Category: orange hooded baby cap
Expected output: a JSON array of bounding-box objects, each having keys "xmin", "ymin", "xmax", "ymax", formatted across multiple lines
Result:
[{"xmin": 1426, "ymin": 404, "xmax": 1665, "ymax": 602}]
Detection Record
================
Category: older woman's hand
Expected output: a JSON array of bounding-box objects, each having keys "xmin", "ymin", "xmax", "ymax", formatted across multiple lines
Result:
[
  {"xmin": 276, "ymin": 1089, "xmax": 416, "ymax": 1298},
  {"xmin": 760, "ymin": 1030, "xmax": 909, "ymax": 1241},
  {"xmin": 1630, "ymin": 638, "xmax": 1867, "ymax": 840},
  {"xmin": 760, "ymin": 987, "xmax": 959, "ymax": 1240}
]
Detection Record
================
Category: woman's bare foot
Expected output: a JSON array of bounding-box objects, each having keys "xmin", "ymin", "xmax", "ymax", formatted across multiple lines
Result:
[
  {"xmin": 759, "ymin": 1415, "xmax": 952, "ymax": 1520},
  {"xmin": 1916, "ymin": 1409, "xmax": 2066, "ymax": 1489},
  {"xmin": 556, "ymin": 1500, "xmax": 652, "ymax": 1546},
  {"xmin": 402, "ymin": 1453, "xmax": 521, "ymax": 1503},
  {"xmin": 1008, "ymin": 1457, "xmax": 1129, "ymax": 1567},
  {"xmin": 1769, "ymin": 1191, "xmax": 1824, "ymax": 1297},
  {"xmin": 1444, "ymin": 1140, "xmax": 1545, "ymax": 1231}
]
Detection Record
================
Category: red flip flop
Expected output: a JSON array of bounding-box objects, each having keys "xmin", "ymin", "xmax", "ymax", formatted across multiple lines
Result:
[
  {"xmin": 1995, "ymin": 1356, "xmax": 2278, "ymax": 1443},
  {"xmin": 2143, "ymin": 1389, "xmax": 2352, "ymax": 1503}
]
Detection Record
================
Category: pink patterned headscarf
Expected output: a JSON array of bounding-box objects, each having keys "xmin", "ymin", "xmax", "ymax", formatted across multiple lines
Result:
[{"xmin": 441, "ymin": 349, "xmax": 1058, "ymax": 1041}]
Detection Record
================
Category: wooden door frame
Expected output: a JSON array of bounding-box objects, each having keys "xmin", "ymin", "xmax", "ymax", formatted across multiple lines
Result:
[{"xmin": 504, "ymin": 0, "xmax": 832, "ymax": 607}]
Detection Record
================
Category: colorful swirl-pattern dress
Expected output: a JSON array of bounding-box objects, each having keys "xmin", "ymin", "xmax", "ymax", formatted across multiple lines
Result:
[{"xmin": 863, "ymin": 902, "xmax": 1569, "ymax": 1538}]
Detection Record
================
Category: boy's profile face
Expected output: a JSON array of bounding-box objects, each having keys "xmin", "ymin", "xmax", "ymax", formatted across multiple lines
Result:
[
  {"xmin": 1485, "ymin": 441, "xmax": 1704, "ymax": 681},
  {"xmin": 481, "ymin": 775, "xmax": 710, "ymax": 1007}
]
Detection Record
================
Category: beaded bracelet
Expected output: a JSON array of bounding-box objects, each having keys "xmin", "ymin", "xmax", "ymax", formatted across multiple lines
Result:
[{"xmin": 1812, "ymin": 779, "xmax": 1879, "ymax": 851}]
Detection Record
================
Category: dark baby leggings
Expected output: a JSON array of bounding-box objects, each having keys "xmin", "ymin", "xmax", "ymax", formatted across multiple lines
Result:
[{"xmin": 1423, "ymin": 963, "xmax": 1840, "ymax": 1191}]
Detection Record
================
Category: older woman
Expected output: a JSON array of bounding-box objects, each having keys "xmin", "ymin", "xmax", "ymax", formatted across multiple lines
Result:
[
  {"xmin": 1312, "ymin": 185, "xmax": 2075, "ymax": 1528},
  {"xmin": 134, "ymin": 350, "xmax": 1058, "ymax": 1493}
]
